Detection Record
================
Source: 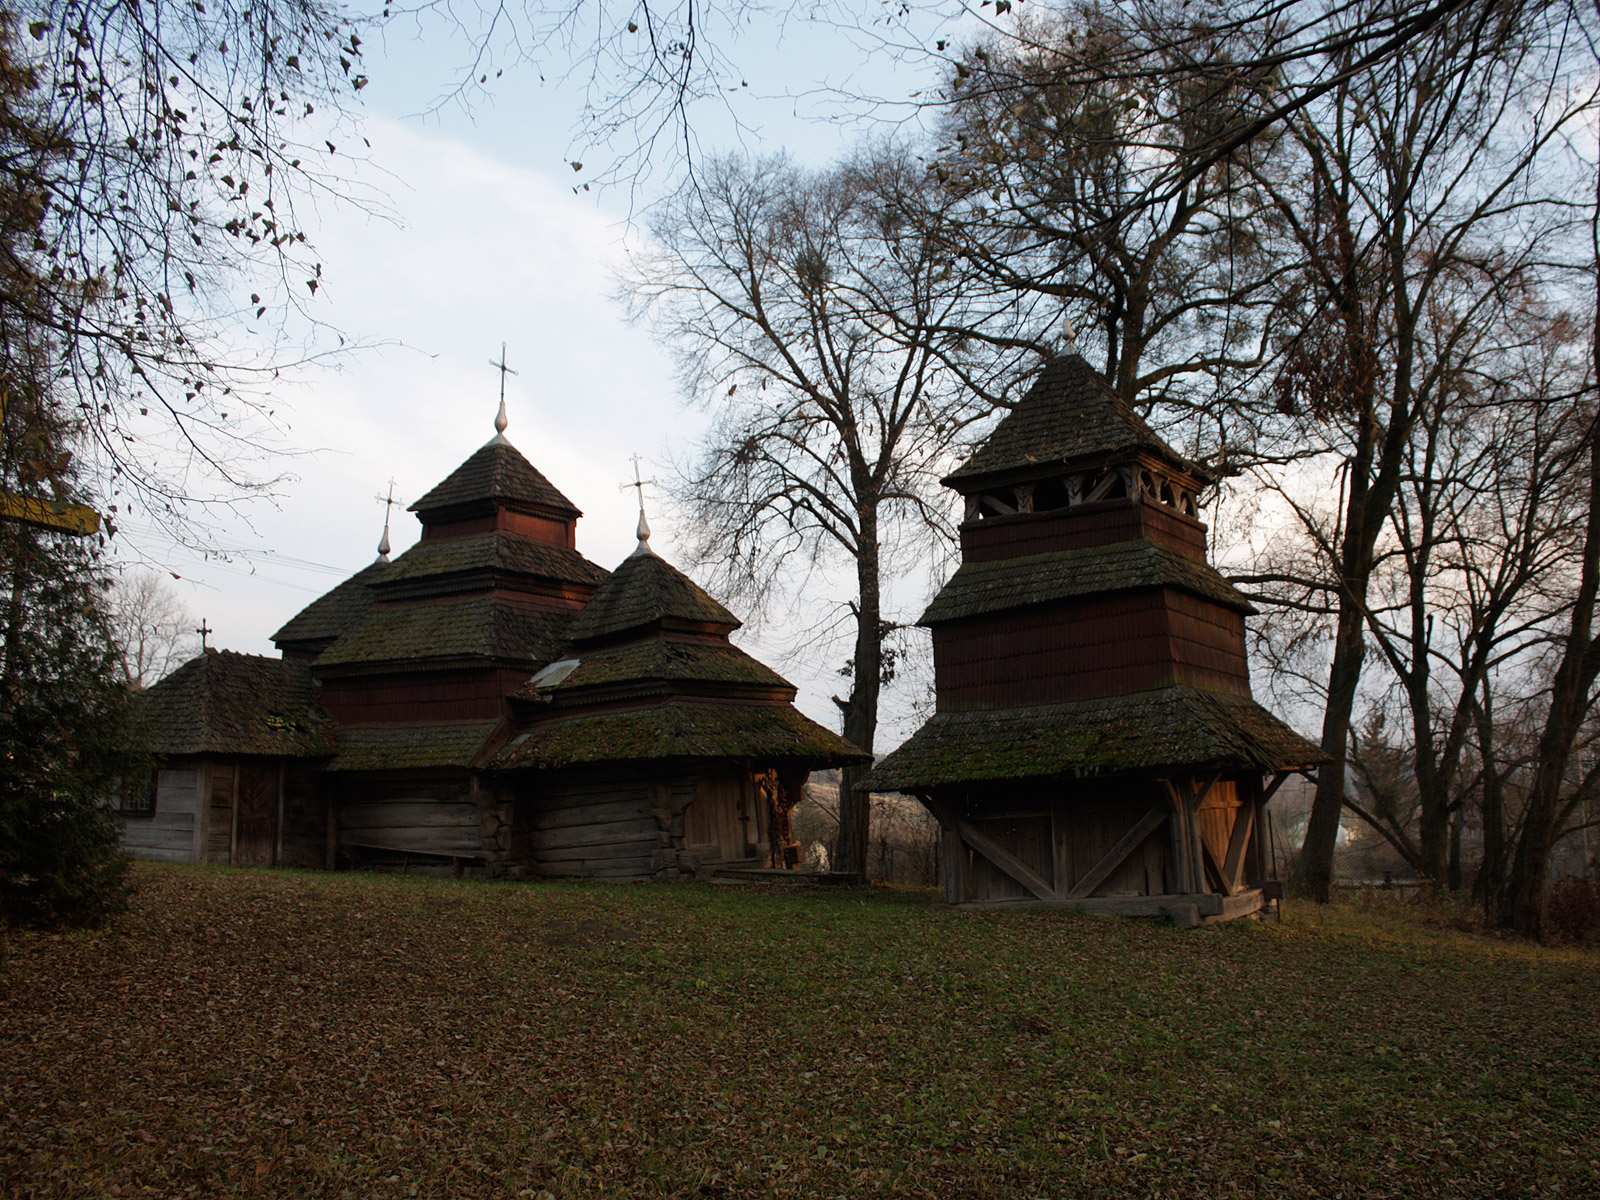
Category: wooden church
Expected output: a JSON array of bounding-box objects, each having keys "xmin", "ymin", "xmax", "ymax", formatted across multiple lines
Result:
[
  {"xmin": 863, "ymin": 354, "xmax": 1323, "ymax": 925},
  {"xmin": 125, "ymin": 401, "xmax": 867, "ymax": 877}
]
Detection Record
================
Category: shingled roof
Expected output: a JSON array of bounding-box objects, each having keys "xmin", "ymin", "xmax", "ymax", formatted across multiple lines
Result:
[
  {"xmin": 135, "ymin": 651, "xmax": 335, "ymax": 758},
  {"xmin": 409, "ymin": 440, "xmax": 581, "ymax": 520},
  {"xmin": 271, "ymin": 559, "xmax": 388, "ymax": 650},
  {"xmin": 496, "ymin": 700, "xmax": 868, "ymax": 769},
  {"xmin": 314, "ymin": 595, "xmax": 577, "ymax": 669},
  {"xmin": 510, "ymin": 638, "xmax": 791, "ymax": 700},
  {"xmin": 380, "ymin": 531, "xmax": 608, "ymax": 590},
  {"xmin": 920, "ymin": 541, "xmax": 1254, "ymax": 626},
  {"xmin": 326, "ymin": 720, "xmax": 501, "ymax": 772},
  {"xmin": 862, "ymin": 686, "xmax": 1325, "ymax": 792},
  {"xmin": 944, "ymin": 354, "xmax": 1196, "ymax": 489},
  {"xmin": 564, "ymin": 549, "xmax": 738, "ymax": 645}
]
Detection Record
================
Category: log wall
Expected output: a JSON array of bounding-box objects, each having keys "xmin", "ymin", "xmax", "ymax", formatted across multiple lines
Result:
[
  {"xmin": 524, "ymin": 767, "xmax": 661, "ymax": 880},
  {"xmin": 122, "ymin": 767, "xmax": 202, "ymax": 862},
  {"xmin": 333, "ymin": 777, "xmax": 488, "ymax": 868}
]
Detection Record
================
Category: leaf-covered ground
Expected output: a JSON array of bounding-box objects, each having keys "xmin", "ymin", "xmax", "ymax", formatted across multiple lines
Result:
[{"xmin": 2, "ymin": 865, "xmax": 1597, "ymax": 1199}]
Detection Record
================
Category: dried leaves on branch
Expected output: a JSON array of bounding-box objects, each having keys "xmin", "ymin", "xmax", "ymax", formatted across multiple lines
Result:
[{"xmin": 7, "ymin": 0, "xmax": 371, "ymax": 527}]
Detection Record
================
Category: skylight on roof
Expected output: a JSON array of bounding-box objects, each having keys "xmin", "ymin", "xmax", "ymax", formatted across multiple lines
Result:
[{"xmin": 529, "ymin": 658, "xmax": 581, "ymax": 688}]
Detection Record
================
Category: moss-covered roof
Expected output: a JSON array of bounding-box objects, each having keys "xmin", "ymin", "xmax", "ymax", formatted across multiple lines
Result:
[
  {"xmin": 512, "ymin": 637, "xmax": 791, "ymax": 698},
  {"xmin": 409, "ymin": 440, "xmax": 580, "ymax": 520},
  {"xmin": 271, "ymin": 559, "xmax": 388, "ymax": 649},
  {"xmin": 564, "ymin": 549, "xmax": 738, "ymax": 645},
  {"xmin": 945, "ymin": 354, "xmax": 1199, "ymax": 490},
  {"xmin": 327, "ymin": 720, "xmax": 501, "ymax": 772},
  {"xmin": 496, "ymin": 700, "xmax": 868, "ymax": 769},
  {"xmin": 920, "ymin": 541, "xmax": 1253, "ymax": 625},
  {"xmin": 314, "ymin": 595, "xmax": 576, "ymax": 669},
  {"xmin": 380, "ymin": 531, "xmax": 608, "ymax": 590},
  {"xmin": 862, "ymin": 686, "xmax": 1325, "ymax": 791},
  {"xmin": 134, "ymin": 651, "xmax": 336, "ymax": 758}
]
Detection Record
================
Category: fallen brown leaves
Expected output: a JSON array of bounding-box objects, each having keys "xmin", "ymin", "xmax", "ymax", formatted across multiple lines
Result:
[{"xmin": 1, "ymin": 865, "xmax": 1597, "ymax": 1198}]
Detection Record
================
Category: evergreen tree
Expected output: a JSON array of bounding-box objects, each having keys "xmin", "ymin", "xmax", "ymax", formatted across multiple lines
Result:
[{"xmin": 0, "ymin": 15, "xmax": 135, "ymax": 929}]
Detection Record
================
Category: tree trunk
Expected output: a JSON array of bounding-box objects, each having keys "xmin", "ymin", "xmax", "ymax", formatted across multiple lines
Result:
[
  {"xmin": 834, "ymin": 506, "xmax": 882, "ymax": 880},
  {"xmin": 1297, "ymin": 596, "xmax": 1364, "ymax": 901},
  {"xmin": 1447, "ymin": 807, "xmax": 1463, "ymax": 894},
  {"xmin": 1502, "ymin": 433, "xmax": 1600, "ymax": 938},
  {"xmin": 1473, "ymin": 692, "xmax": 1507, "ymax": 910}
]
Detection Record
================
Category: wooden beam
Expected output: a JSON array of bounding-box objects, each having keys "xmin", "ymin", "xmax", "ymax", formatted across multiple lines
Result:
[
  {"xmin": 955, "ymin": 820, "xmax": 1055, "ymax": 902},
  {"xmin": 1067, "ymin": 807, "xmax": 1169, "ymax": 899},
  {"xmin": 1200, "ymin": 834, "xmax": 1231, "ymax": 894},
  {"xmin": 1223, "ymin": 804, "xmax": 1255, "ymax": 894}
]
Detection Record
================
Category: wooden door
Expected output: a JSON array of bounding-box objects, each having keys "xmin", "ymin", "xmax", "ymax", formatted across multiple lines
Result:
[
  {"xmin": 684, "ymin": 769, "xmax": 761, "ymax": 863},
  {"xmin": 234, "ymin": 763, "xmax": 280, "ymax": 866}
]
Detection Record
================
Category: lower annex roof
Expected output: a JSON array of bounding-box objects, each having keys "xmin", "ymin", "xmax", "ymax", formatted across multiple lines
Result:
[{"xmin": 862, "ymin": 685, "xmax": 1325, "ymax": 792}]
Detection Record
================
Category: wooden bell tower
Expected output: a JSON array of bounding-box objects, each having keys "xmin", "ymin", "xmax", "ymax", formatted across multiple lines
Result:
[{"xmin": 865, "ymin": 354, "xmax": 1323, "ymax": 925}]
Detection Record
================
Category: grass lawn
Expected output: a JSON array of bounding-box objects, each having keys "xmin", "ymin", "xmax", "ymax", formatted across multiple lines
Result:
[{"xmin": 2, "ymin": 864, "xmax": 1597, "ymax": 1199}]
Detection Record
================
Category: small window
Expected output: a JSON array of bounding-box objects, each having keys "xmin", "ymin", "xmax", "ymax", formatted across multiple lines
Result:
[
  {"xmin": 1032, "ymin": 477, "xmax": 1071, "ymax": 512},
  {"xmin": 121, "ymin": 770, "xmax": 157, "ymax": 817}
]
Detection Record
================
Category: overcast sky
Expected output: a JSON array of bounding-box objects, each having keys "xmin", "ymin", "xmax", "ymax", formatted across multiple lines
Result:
[{"xmin": 113, "ymin": 7, "xmax": 975, "ymax": 745}]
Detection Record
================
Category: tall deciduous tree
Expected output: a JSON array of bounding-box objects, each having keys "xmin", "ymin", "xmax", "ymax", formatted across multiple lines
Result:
[
  {"xmin": 1238, "ymin": 0, "xmax": 1596, "ymax": 902},
  {"xmin": 926, "ymin": 1, "xmax": 1290, "ymax": 410},
  {"xmin": 109, "ymin": 570, "xmax": 198, "ymax": 688},
  {"xmin": 626, "ymin": 148, "xmax": 1037, "ymax": 875},
  {"xmin": 1, "ymin": 15, "xmax": 138, "ymax": 927}
]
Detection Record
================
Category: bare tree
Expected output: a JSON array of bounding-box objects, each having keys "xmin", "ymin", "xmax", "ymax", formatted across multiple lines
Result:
[
  {"xmin": 108, "ymin": 571, "xmax": 199, "ymax": 688},
  {"xmin": 1225, "ymin": 0, "xmax": 1597, "ymax": 901},
  {"xmin": 924, "ymin": 1, "xmax": 1294, "ymax": 412},
  {"xmin": 1328, "ymin": 308, "xmax": 1591, "ymax": 888},
  {"xmin": 625, "ymin": 147, "xmax": 1037, "ymax": 876}
]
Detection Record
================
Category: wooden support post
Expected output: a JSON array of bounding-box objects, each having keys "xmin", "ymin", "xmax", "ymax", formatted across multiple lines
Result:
[
  {"xmin": 941, "ymin": 827, "xmax": 963, "ymax": 905},
  {"xmin": 1160, "ymin": 779, "xmax": 1196, "ymax": 895}
]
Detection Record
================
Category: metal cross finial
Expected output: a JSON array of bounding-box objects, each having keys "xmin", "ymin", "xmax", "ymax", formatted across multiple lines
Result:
[
  {"xmin": 622, "ymin": 453, "xmax": 656, "ymax": 510},
  {"xmin": 375, "ymin": 478, "xmax": 399, "ymax": 560},
  {"xmin": 489, "ymin": 342, "xmax": 518, "ymax": 442},
  {"xmin": 621, "ymin": 453, "xmax": 658, "ymax": 557},
  {"xmin": 197, "ymin": 618, "xmax": 211, "ymax": 650}
]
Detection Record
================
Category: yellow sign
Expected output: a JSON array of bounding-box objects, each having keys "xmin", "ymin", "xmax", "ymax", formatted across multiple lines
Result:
[
  {"xmin": 0, "ymin": 390, "xmax": 102, "ymax": 537},
  {"xmin": 0, "ymin": 492, "xmax": 101, "ymax": 536}
]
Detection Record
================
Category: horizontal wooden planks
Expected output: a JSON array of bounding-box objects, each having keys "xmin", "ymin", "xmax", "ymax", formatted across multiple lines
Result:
[
  {"xmin": 337, "ymin": 798, "xmax": 485, "ymax": 856},
  {"xmin": 123, "ymin": 813, "xmax": 197, "ymax": 861},
  {"xmin": 535, "ymin": 855, "xmax": 657, "ymax": 879},
  {"xmin": 531, "ymin": 818, "xmax": 659, "ymax": 852},
  {"xmin": 934, "ymin": 593, "xmax": 1175, "ymax": 706}
]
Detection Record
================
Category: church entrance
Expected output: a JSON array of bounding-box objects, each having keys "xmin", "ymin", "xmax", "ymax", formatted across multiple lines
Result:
[
  {"xmin": 234, "ymin": 763, "xmax": 280, "ymax": 866},
  {"xmin": 684, "ymin": 768, "xmax": 763, "ymax": 864}
]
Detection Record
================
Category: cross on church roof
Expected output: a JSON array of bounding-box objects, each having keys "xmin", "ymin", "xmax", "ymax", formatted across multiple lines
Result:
[
  {"xmin": 621, "ymin": 453, "xmax": 658, "ymax": 556},
  {"xmin": 488, "ymin": 342, "xmax": 518, "ymax": 444},
  {"xmin": 197, "ymin": 618, "xmax": 212, "ymax": 650},
  {"xmin": 375, "ymin": 478, "xmax": 399, "ymax": 560}
]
